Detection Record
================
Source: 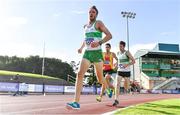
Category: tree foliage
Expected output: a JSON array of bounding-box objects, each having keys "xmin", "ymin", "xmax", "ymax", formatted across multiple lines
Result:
[{"xmin": 0, "ymin": 55, "xmax": 75, "ymax": 80}]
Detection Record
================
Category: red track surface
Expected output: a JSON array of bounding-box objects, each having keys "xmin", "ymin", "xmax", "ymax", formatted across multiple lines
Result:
[{"xmin": 0, "ymin": 94, "xmax": 180, "ymax": 114}]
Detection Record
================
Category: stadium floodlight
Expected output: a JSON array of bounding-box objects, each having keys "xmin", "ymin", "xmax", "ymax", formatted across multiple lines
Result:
[{"xmin": 121, "ymin": 11, "xmax": 136, "ymax": 50}]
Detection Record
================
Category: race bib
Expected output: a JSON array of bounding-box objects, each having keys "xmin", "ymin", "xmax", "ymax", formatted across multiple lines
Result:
[
  {"xmin": 104, "ymin": 60, "xmax": 110, "ymax": 64},
  {"xmin": 85, "ymin": 38, "xmax": 94, "ymax": 45},
  {"xmin": 119, "ymin": 64, "xmax": 124, "ymax": 69}
]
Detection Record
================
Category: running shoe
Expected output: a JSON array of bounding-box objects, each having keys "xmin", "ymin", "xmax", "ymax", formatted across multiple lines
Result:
[
  {"xmin": 112, "ymin": 100, "xmax": 119, "ymax": 106},
  {"xmin": 112, "ymin": 89, "xmax": 115, "ymax": 95},
  {"xmin": 96, "ymin": 96, "xmax": 102, "ymax": 102},
  {"xmin": 106, "ymin": 88, "xmax": 113, "ymax": 98},
  {"xmin": 66, "ymin": 102, "xmax": 80, "ymax": 110}
]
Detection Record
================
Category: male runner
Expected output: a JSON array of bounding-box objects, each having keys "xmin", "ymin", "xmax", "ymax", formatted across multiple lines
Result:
[
  {"xmin": 96, "ymin": 43, "xmax": 118, "ymax": 102},
  {"xmin": 113, "ymin": 41, "xmax": 135, "ymax": 106},
  {"xmin": 66, "ymin": 6, "xmax": 112, "ymax": 110}
]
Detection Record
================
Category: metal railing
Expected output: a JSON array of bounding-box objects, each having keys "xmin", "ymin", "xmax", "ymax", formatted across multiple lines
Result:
[
  {"xmin": 67, "ymin": 75, "xmax": 76, "ymax": 85},
  {"xmin": 153, "ymin": 77, "xmax": 179, "ymax": 90}
]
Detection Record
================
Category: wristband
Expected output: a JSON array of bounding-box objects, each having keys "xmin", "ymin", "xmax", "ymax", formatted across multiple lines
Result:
[{"xmin": 98, "ymin": 40, "xmax": 103, "ymax": 46}]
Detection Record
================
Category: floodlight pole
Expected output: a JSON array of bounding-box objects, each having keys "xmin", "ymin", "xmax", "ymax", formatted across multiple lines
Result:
[{"xmin": 121, "ymin": 11, "xmax": 136, "ymax": 82}]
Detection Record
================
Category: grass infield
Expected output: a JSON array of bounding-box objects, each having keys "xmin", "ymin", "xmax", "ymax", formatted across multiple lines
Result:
[
  {"xmin": 0, "ymin": 70, "xmax": 60, "ymax": 80},
  {"xmin": 115, "ymin": 98, "xmax": 180, "ymax": 115}
]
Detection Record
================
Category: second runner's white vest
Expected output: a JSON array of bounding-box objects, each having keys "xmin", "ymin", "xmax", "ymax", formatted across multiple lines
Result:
[{"xmin": 117, "ymin": 50, "xmax": 130, "ymax": 72}]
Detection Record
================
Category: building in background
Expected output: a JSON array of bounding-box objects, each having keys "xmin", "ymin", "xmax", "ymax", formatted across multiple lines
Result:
[{"xmin": 134, "ymin": 43, "xmax": 180, "ymax": 90}]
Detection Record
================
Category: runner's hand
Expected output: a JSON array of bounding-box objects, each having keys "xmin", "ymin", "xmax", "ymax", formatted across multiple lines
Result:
[
  {"xmin": 123, "ymin": 64, "xmax": 129, "ymax": 68},
  {"xmin": 114, "ymin": 62, "xmax": 118, "ymax": 70},
  {"xmin": 78, "ymin": 48, "xmax": 82, "ymax": 54},
  {"xmin": 91, "ymin": 41, "xmax": 100, "ymax": 48}
]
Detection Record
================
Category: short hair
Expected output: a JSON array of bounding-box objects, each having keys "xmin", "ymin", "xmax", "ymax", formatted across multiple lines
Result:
[
  {"xmin": 120, "ymin": 41, "xmax": 126, "ymax": 47},
  {"xmin": 105, "ymin": 43, "xmax": 111, "ymax": 48},
  {"xmin": 91, "ymin": 6, "xmax": 98, "ymax": 15}
]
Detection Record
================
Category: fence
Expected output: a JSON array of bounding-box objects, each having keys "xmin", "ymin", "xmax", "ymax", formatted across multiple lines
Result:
[
  {"xmin": 1, "ymin": 82, "xmax": 180, "ymax": 94},
  {"xmin": 0, "ymin": 82, "xmax": 100, "ymax": 94},
  {"xmin": 140, "ymin": 89, "xmax": 180, "ymax": 94}
]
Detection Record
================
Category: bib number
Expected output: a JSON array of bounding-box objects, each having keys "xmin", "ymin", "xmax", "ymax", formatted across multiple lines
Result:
[
  {"xmin": 85, "ymin": 38, "xmax": 94, "ymax": 45},
  {"xmin": 119, "ymin": 64, "xmax": 124, "ymax": 69},
  {"xmin": 104, "ymin": 60, "xmax": 110, "ymax": 64}
]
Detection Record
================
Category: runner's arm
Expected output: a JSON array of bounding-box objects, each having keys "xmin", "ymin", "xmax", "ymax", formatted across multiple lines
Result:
[
  {"xmin": 112, "ymin": 52, "xmax": 118, "ymax": 62},
  {"xmin": 97, "ymin": 20, "xmax": 112, "ymax": 45},
  {"xmin": 78, "ymin": 42, "xmax": 85, "ymax": 54},
  {"xmin": 91, "ymin": 20, "xmax": 112, "ymax": 48},
  {"xmin": 126, "ymin": 51, "xmax": 135, "ymax": 66},
  {"xmin": 112, "ymin": 52, "xmax": 118, "ymax": 69}
]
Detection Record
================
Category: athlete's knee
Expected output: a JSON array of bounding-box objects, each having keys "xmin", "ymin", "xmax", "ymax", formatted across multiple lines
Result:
[
  {"xmin": 77, "ymin": 71, "xmax": 84, "ymax": 78},
  {"xmin": 116, "ymin": 76, "xmax": 122, "ymax": 82},
  {"xmin": 98, "ymin": 77, "xmax": 107, "ymax": 85},
  {"xmin": 98, "ymin": 79, "xmax": 104, "ymax": 84},
  {"xmin": 124, "ymin": 77, "xmax": 130, "ymax": 81},
  {"xmin": 96, "ymin": 74, "xmax": 104, "ymax": 84},
  {"xmin": 105, "ymin": 74, "xmax": 111, "ymax": 79}
]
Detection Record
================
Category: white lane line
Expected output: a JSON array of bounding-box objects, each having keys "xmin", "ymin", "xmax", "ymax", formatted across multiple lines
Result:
[{"xmin": 102, "ymin": 105, "xmax": 135, "ymax": 115}]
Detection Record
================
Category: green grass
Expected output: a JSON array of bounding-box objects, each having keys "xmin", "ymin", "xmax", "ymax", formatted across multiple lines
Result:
[
  {"xmin": 115, "ymin": 99, "xmax": 180, "ymax": 115},
  {"xmin": 0, "ymin": 70, "xmax": 60, "ymax": 80}
]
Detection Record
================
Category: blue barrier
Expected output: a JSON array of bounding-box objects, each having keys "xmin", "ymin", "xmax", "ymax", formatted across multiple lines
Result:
[
  {"xmin": 34, "ymin": 84, "xmax": 43, "ymax": 92},
  {"xmin": 1, "ymin": 82, "xmax": 179, "ymax": 94},
  {"xmin": 0, "ymin": 82, "xmax": 98, "ymax": 94},
  {"xmin": 45, "ymin": 85, "xmax": 64, "ymax": 93},
  {"xmin": 82, "ymin": 87, "xmax": 93, "ymax": 93},
  {"xmin": 0, "ymin": 82, "xmax": 18, "ymax": 91}
]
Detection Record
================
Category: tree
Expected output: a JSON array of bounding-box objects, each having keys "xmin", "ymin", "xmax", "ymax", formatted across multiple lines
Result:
[{"xmin": 0, "ymin": 55, "xmax": 75, "ymax": 81}]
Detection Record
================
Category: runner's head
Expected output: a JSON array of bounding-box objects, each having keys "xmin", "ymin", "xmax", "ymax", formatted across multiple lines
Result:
[
  {"xmin": 89, "ymin": 6, "xmax": 98, "ymax": 22},
  {"xmin": 119, "ymin": 41, "xmax": 126, "ymax": 51},
  {"xmin": 105, "ymin": 43, "xmax": 111, "ymax": 52}
]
